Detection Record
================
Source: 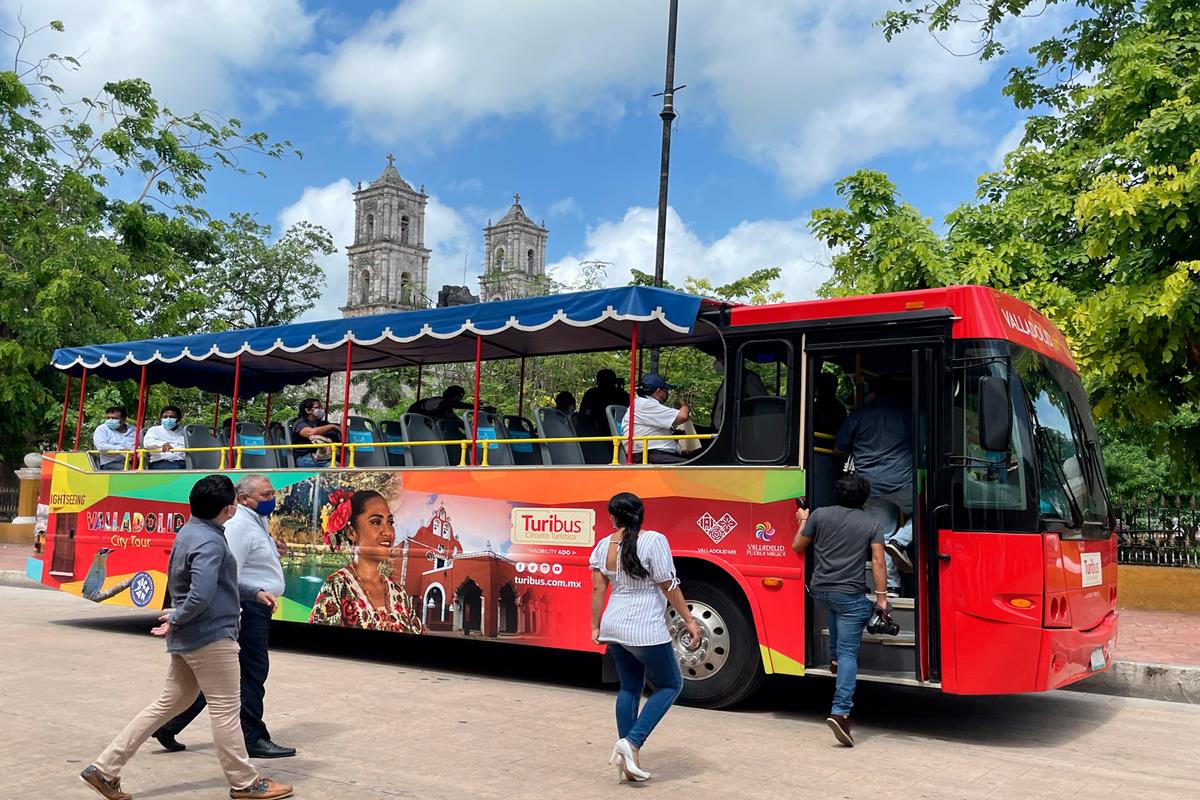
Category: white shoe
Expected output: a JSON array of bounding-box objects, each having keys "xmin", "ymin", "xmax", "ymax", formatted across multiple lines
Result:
[{"xmin": 609, "ymin": 739, "xmax": 651, "ymax": 781}]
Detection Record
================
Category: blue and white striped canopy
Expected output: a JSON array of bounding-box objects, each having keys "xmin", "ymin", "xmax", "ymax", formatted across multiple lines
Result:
[{"xmin": 51, "ymin": 286, "xmax": 721, "ymax": 396}]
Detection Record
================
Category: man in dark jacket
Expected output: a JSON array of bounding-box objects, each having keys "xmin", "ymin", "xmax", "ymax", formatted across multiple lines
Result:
[{"xmin": 80, "ymin": 475, "xmax": 293, "ymax": 800}]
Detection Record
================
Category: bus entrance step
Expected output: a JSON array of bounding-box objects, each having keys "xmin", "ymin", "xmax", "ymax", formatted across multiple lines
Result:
[{"xmin": 820, "ymin": 629, "xmax": 915, "ymax": 647}]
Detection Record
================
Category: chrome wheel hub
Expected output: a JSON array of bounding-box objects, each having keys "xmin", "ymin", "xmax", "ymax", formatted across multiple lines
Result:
[{"xmin": 667, "ymin": 600, "xmax": 731, "ymax": 681}]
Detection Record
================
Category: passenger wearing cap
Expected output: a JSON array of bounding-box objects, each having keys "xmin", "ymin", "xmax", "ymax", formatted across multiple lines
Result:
[{"xmin": 620, "ymin": 373, "xmax": 690, "ymax": 465}]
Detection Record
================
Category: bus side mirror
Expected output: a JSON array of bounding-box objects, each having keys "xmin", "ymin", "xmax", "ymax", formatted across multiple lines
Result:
[{"xmin": 979, "ymin": 376, "xmax": 1012, "ymax": 452}]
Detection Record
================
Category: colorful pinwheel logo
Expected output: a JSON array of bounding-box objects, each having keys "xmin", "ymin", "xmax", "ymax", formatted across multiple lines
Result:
[{"xmin": 755, "ymin": 523, "xmax": 775, "ymax": 541}]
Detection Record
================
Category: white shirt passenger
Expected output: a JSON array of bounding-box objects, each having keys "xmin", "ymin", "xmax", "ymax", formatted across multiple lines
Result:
[
  {"xmin": 620, "ymin": 395, "xmax": 681, "ymax": 456},
  {"xmin": 589, "ymin": 530, "xmax": 678, "ymax": 647},
  {"xmin": 92, "ymin": 423, "xmax": 136, "ymax": 467},
  {"xmin": 224, "ymin": 504, "xmax": 286, "ymax": 597},
  {"xmin": 142, "ymin": 424, "xmax": 186, "ymax": 464}
]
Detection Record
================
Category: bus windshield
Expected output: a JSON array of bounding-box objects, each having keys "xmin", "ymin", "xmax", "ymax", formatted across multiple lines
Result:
[{"xmin": 1011, "ymin": 348, "xmax": 1111, "ymax": 531}]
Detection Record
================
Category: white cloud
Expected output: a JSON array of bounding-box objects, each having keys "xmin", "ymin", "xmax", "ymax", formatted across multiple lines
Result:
[
  {"xmin": 317, "ymin": 0, "xmax": 1015, "ymax": 194},
  {"xmin": 548, "ymin": 197, "xmax": 582, "ymax": 218},
  {"xmin": 989, "ymin": 118, "xmax": 1028, "ymax": 170},
  {"xmin": 547, "ymin": 206, "xmax": 830, "ymax": 302},
  {"xmin": 278, "ymin": 179, "xmax": 356, "ymax": 321},
  {"xmin": 3, "ymin": 0, "xmax": 315, "ymax": 115},
  {"xmin": 279, "ymin": 179, "xmax": 479, "ymax": 319}
]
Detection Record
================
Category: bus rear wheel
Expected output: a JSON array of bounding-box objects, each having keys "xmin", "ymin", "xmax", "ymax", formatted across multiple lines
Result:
[{"xmin": 667, "ymin": 578, "xmax": 764, "ymax": 708}]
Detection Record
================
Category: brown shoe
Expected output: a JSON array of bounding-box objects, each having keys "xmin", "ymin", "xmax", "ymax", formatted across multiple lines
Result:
[
  {"xmin": 80, "ymin": 765, "xmax": 132, "ymax": 800},
  {"xmin": 230, "ymin": 777, "xmax": 294, "ymax": 799},
  {"xmin": 826, "ymin": 714, "xmax": 854, "ymax": 746}
]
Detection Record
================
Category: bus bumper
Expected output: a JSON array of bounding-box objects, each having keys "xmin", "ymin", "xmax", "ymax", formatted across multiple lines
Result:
[{"xmin": 1038, "ymin": 609, "xmax": 1120, "ymax": 691}]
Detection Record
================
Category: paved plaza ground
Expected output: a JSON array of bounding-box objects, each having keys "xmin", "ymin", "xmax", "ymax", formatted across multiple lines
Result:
[{"xmin": 2, "ymin": 585, "xmax": 1199, "ymax": 800}]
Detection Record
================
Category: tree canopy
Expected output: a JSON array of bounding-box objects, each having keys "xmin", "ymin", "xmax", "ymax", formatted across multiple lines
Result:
[
  {"xmin": 0, "ymin": 22, "xmax": 330, "ymax": 461},
  {"xmin": 813, "ymin": 0, "xmax": 1200, "ymax": 483}
]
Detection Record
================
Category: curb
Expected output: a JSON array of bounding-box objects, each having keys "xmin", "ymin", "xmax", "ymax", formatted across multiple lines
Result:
[
  {"xmin": 1065, "ymin": 660, "xmax": 1200, "ymax": 705},
  {"xmin": 0, "ymin": 569, "xmax": 49, "ymax": 591}
]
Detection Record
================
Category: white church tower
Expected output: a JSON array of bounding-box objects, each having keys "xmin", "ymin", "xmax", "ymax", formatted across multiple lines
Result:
[
  {"xmin": 342, "ymin": 155, "xmax": 431, "ymax": 316},
  {"xmin": 479, "ymin": 194, "xmax": 549, "ymax": 302}
]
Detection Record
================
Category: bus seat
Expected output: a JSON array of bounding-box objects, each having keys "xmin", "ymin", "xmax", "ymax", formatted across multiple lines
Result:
[
  {"xmin": 379, "ymin": 420, "xmax": 408, "ymax": 467},
  {"xmin": 535, "ymin": 408, "xmax": 584, "ymax": 465},
  {"xmin": 462, "ymin": 411, "xmax": 514, "ymax": 466},
  {"xmin": 233, "ymin": 422, "xmax": 272, "ymax": 469},
  {"xmin": 183, "ymin": 424, "xmax": 224, "ymax": 470},
  {"xmin": 400, "ymin": 414, "xmax": 450, "ymax": 467},
  {"xmin": 346, "ymin": 415, "xmax": 387, "ymax": 467},
  {"xmin": 434, "ymin": 417, "xmax": 466, "ymax": 465},
  {"xmin": 738, "ymin": 396, "xmax": 787, "ymax": 462},
  {"xmin": 605, "ymin": 404, "xmax": 628, "ymax": 463},
  {"xmin": 573, "ymin": 412, "xmax": 610, "ymax": 464},
  {"xmin": 267, "ymin": 421, "xmax": 295, "ymax": 468},
  {"xmin": 503, "ymin": 415, "xmax": 547, "ymax": 466}
]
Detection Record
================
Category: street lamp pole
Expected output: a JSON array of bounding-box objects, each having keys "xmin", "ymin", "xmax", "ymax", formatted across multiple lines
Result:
[{"xmin": 651, "ymin": 0, "xmax": 681, "ymax": 373}]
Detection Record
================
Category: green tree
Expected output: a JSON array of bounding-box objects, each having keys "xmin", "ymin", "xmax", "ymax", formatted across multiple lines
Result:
[
  {"xmin": 0, "ymin": 21, "xmax": 300, "ymax": 459},
  {"xmin": 813, "ymin": 0, "xmax": 1200, "ymax": 484},
  {"xmin": 207, "ymin": 213, "xmax": 334, "ymax": 329}
]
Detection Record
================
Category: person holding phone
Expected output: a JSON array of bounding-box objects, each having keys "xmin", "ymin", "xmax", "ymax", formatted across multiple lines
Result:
[{"xmin": 589, "ymin": 492, "xmax": 701, "ymax": 782}]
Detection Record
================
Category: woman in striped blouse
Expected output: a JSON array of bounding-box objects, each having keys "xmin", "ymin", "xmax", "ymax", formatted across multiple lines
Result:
[{"xmin": 590, "ymin": 492, "xmax": 701, "ymax": 782}]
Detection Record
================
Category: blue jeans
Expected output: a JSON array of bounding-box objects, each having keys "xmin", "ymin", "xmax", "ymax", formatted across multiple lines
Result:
[
  {"xmin": 608, "ymin": 642, "xmax": 683, "ymax": 748},
  {"xmin": 148, "ymin": 460, "xmax": 185, "ymax": 470},
  {"xmin": 295, "ymin": 453, "xmax": 325, "ymax": 468},
  {"xmin": 816, "ymin": 590, "xmax": 873, "ymax": 717},
  {"xmin": 864, "ymin": 486, "xmax": 914, "ymax": 589},
  {"xmin": 97, "ymin": 460, "xmax": 125, "ymax": 471}
]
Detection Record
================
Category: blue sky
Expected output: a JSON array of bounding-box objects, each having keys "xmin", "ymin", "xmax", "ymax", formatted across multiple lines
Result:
[{"xmin": 9, "ymin": 0, "xmax": 1046, "ymax": 320}]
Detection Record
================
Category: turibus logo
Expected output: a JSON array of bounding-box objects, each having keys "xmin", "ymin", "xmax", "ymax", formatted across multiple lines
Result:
[{"xmin": 510, "ymin": 508, "xmax": 595, "ymax": 547}]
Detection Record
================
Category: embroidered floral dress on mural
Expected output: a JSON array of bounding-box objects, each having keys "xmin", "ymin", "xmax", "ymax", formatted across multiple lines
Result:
[{"xmin": 308, "ymin": 567, "xmax": 424, "ymax": 633}]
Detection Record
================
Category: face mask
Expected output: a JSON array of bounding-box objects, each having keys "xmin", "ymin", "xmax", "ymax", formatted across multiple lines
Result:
[
  {"xmin": 161, "ymin": 418, "xmax": 178, "ymax": 430},
  {"xmin": 311, "ymin": 408, "xmax": 326, "ymax": 420},
  {"xmin": 255, "ymin": 498, "xmax": 277, "ymax": 517},
  {"xmin": 105, "ymin": 419, "xmax": 121, "ymax": 430}
]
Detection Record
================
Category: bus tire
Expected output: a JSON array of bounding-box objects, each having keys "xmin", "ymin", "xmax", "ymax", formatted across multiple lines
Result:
[{"xmin": 671, "ymin": 578, "xmax": 764, "ymax": 708}]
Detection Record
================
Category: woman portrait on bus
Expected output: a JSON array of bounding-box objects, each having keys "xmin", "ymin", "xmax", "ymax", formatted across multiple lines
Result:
[
  {"xmin": 309, "ymin": 490, "xmax": 424, "ymax": 634},
  {"xmin": 589, "ymin": 492, "xmax": 701, "ymax": 783}
]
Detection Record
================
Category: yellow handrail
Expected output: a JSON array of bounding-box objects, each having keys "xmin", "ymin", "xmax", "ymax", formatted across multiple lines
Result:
[{"xmin": 85, "ymin": 431, "xmax": 718, "ymax": 470}]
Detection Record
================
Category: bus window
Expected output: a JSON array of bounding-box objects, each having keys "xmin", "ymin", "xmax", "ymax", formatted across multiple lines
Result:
[
  {"xmin": 735, "ymin": 340, "xmax": 791, "ymax": 463},
  {"xmin": 959, "ymin": 364, "xmax": 1027, "ymax": 512}
]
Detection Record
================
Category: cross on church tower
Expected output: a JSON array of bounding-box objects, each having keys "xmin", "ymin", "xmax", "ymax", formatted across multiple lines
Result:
[
  {"xmin": 387, "ymin": 153, "xmax": 396, "ymax": 168},
  {"xmin": 513, "ymin": 192, "xmax": 520, "ymax": 205}
]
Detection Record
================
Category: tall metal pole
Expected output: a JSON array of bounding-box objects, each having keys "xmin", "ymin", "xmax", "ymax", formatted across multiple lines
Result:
[{"xmin": 651, "ymin": 0, "xmax": 680, "ymax": 373}]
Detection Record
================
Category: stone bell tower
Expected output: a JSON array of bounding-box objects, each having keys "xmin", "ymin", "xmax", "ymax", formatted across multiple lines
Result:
[
  {"xmin": 478, "ymin": 194, "xmax": 549, "ymax": 302},
  {"xmin": 342, "ymin": 155, "xmax": 432, "ymax": 316}
]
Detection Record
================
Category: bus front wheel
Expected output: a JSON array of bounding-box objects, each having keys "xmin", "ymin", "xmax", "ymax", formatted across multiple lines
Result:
[{"xmin": 668, "ymin": 578, "xmax": 764, "ymax": 708}]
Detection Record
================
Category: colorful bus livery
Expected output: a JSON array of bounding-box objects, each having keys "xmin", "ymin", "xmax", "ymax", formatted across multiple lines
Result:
[{"xmin": 35, "ymin": 284, "xmax": 1119, "ymax": 708}]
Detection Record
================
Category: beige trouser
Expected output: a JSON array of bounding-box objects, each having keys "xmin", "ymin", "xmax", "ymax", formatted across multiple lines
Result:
[{"xmin": 94, "ymin": 638, "xmax": 259, "ymax": 789}]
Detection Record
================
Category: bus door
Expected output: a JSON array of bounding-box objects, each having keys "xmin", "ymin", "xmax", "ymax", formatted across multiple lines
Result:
[{"xmin": 801, "ymin": 330, "xmax": 945, "ymax": 685}]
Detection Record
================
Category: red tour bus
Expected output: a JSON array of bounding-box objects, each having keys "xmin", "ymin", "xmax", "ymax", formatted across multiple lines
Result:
[{"xmin": 31, "ymin": 284, "xmax": 1117, "ymax": 707}]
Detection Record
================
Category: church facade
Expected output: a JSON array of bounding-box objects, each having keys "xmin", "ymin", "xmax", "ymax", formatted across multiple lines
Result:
[{"xmin": 340, "ymin": 158, "xmax": 550, "ymax": 317}]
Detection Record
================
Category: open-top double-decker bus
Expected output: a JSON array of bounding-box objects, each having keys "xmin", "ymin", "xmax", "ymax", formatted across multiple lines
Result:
[{"xmin": 30, "ymin": 284, "xmax": 1118, "ymax": 707}]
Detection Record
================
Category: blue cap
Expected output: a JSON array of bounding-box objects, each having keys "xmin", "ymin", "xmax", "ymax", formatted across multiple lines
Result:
[{"xmin": 640, "ymin": 372, "xmax": 676, "ymax": 391}]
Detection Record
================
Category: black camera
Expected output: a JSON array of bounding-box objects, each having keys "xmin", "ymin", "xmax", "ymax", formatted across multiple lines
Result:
[{"xmin": 866, "ymin": 608, "xmax": 900, "ymax": 636}]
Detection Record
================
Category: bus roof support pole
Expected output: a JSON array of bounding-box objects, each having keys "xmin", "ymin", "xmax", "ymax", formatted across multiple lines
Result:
[
  {"xmin": 74, "ymin": 369, "xmax": 88, "ymax": 450},
  {"xmin": 212, "ymin": 394, "xmax": 221, "ymax": 430},
  {"xmin": 229, "ymin": 355, "xmax": 242, "ymax": 467},
  {"xmin": 325, "ymin": 374, "xmax": 332, "ymax": 414},
  {"xmin": 340, "ymin": 342, "xmax": 353, "ymax": 467},
  {"xmin": 133, "ymin": 364, "xmax": 148, "ymax": 469},
  {"xmin": 264, "ymin": 391, "xmax": 272, "ymax": 432},
  {"xmin": 57, "ymin": 375, "xmax": 73, "ymax": 452},
  {"xmin": 518, "ymin": 357, "xmax": 526, "ymax": 418},
  {"xmin": 627, "ymin": 322, "xmax": 638, "ymax": 465},
  {"xmin": 415, "ymin": 364, "xmax": 423, "ymax": 402},
  {"xmin": 471, "ymin": 335, "xmax": 482, "ymax": 467}
]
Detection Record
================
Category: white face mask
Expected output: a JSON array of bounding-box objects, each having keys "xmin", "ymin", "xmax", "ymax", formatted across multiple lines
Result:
[{"xmin": 311, "ymin": 408, "xmax": 326, "ymax": 420}]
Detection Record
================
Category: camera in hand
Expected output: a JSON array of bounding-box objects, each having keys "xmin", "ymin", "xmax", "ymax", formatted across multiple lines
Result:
[{"xmin": 866, "ymin": 608, "xmax": 900, "ymax": 636}]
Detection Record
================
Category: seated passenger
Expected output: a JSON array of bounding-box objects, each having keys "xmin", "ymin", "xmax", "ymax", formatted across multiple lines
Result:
[
  {"xmin": 292, "ymin": 398, "xmax": 342, "ymax": 467},
  {"xmin": 554, "ymin": 391, "xmax": 576, "ymax": 415},
  {"xmin": 814, "ymin": 372, "xmax": 848, "ymax": 436},
  {"xmin": 407, "ymin": 385, "xmax": 473, "ymax": 423},
  {"xmin": 711, "ymin": 357, "xmax": 768, "ymax": 432},
  {"xmin": 93, "ymin": 406, "xmax": 136, "ymax": 470},
  {"xmin": 143, "ymin": 405, "xmax": 187, "ymax": 470},
  {"xmin": 578, "ymin": 369, "xmax": 629, "ymax": 431},
  {"xmin": 621, "ymin": 373, "xmax": 690, "ymax": 465}
]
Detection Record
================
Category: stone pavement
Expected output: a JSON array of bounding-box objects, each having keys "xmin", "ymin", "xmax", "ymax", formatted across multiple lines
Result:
[
  {"xmin": 1114, "ymin": 607, "xmax": 1200, "ymax": 666},
  {"xmin": 3, "ymin": 586, "xmax": 1200, "ymax": 800}
]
